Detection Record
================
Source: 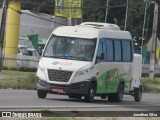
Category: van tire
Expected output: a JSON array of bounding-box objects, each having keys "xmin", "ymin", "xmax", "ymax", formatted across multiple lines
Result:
[
  {"xmin": 108, "ymin": 94, "xmax": 114, "ymax": 102},
  {"xmin": 37, "ymin": 90, "xmax": 47, "ymax": 99},
  {"xmin": 101, "ymin": 95, "xmax": 107, "ymax": 99},
  {"xmin": 134, "ymin": 86, "xmax": 142, "ymax": 102},
  {"xmin": 85, "ymin": 83, "xmax": 95, "ymax": 103},
  {"xmin": 108, "ymin": 84, "xmax": 124, "ymax": 102},
  {"xmin": 114, "ymin": 83, "xmax": 124, "ymax": 102}
]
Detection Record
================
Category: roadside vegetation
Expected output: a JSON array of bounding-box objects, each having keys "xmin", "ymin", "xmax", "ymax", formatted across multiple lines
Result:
[
  {"xmin": 0, "ymin": 70, "xmax": 36, "ymax": 89},
  {"xmin": 0, "ymin": 70, "xmax": 160, "ymax": 93},
  {"xmin": 142, "ymin": 77, "xmax": 160, "ymax": 93}
]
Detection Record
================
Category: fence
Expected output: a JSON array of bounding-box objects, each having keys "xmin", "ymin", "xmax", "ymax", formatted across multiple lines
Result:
[
  {"xmin": 1, "ymin": 55, "xmax": 39, "ymax": 70},
  {"xmin": 142, "ymin": 64, "xmax": 160, "ymax": 76}
]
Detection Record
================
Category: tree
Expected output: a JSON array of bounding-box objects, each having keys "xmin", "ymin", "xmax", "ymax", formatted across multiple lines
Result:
[
  {"xmin": 0, "ymin": 0, "xmax": 3, "ymax": 7},
  {"xmin": 19, "ymin": 0, "xmax": 55, "ymax": 14}
]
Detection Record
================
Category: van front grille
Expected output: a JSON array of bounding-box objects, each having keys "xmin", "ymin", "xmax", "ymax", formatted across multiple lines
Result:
[{"xmin": 48, "ymin": 69, "xmax": 72, "ymax": 82}]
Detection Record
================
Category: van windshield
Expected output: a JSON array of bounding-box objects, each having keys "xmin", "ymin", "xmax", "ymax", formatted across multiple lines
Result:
[{"xmin": 43, "ymin": 35, "xmax": 96, "ymax": 61}]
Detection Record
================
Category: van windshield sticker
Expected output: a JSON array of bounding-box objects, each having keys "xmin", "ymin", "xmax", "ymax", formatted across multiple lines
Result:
[
  {"xmin": 52, "ymin": 61, "xmax": 73, "ymax": 66},
  {"xmin": 59, "ymin": 61, "xmax": 73, "ymax": 66}
]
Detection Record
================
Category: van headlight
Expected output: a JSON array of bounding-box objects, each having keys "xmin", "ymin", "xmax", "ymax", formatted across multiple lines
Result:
[
  {"xmin": 37, "ymin": 64, "xmax": 46, "ymax": 81},
  {"xmin": 75, "ymin": 69, "xmax": 90, "ymax": 77}
]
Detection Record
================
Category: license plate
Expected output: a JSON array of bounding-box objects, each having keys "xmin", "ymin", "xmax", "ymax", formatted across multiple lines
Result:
[{"xmin": 52, "ymin": 88, "xmax": 64, "ymax": 93}]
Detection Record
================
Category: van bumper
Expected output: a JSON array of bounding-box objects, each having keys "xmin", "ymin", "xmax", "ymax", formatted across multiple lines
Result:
[{"xmin": 36, "ymin": 77, "xmax": 90, "ymax": 95}]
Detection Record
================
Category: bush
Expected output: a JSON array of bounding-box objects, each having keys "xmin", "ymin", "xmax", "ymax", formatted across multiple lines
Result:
[
  {"xmin": 142, "ymin": 78, "xmax": 160, "ymax": 93},
  {"xmin": 3, "ymin": 66, "xmax": 37, "ymax": 72}
]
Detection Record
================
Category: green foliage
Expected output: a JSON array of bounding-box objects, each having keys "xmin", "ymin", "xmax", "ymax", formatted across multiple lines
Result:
[
  {"xmin": 20, "ymin": 0, "xmax": 55, "ymax": 14},
  {"xmin": 3, "ymin": 66, "xmax": 19, "ymax": 71},
  {"xmin": 83, "ymin": 0, "xmax": 105, "ymax": 22},
  {"xmin": 0, "ymin": 70, "xmax": 36, "ymax": 89},
  {"xmin": 127, "ymin": 1, "xmax": 145, "ymax": 37},
  {"xmin": 28, "ymin": 73, "xmax": 36, "ymax": 84},
  {"xmin": 3, "ymin": 66, "xmax": 37, "ymax": 72},
  {"xmin": 0, "ymin": 1, "xmax": 3, "ymax": 7},
  {"xmin": 142, "ymin": 78, "xmax": 160, "ymax": 93}
]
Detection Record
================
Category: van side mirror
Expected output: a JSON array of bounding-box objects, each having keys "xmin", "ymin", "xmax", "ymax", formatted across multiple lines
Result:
[{"xmin": 97, "ymin": 53, "xmax": 104, "ymax": 60}]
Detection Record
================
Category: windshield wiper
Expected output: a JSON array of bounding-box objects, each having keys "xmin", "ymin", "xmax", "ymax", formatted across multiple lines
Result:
[
  {"xmin": 44, "ymin": 55, "xmax": 88, "ymax": 61},
  {"xmin": 68, "ymin": 56, "xmax": 87, "ymax": 61},
  {"xmin": 44, "ymin": 55, "xmax": 62, "ymax": 58}
]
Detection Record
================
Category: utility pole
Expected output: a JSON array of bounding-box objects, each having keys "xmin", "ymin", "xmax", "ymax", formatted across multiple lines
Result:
[
  {"xmin": 141, "ymin": 2, "xmax": 148, "ymax": 56},
  {"xmin": 105, "ymin": 0, "xmax": 110, "ymax": 23},
  {"xmin": 68, "ymin": 0, "xmax": 72, "ymax": 26},
  {"xmin": 149, "ymin": 0, "xmax": 159, "ymax": 80},
  {"xmin": 81, "ymin": 0, "xmax": 83, "ymax": 23},
  {"xmin": 0, "ymin": 0, "xmax": 8, "ymax": 72},
  {"xmin": 124, "ymin": 0, "xmax": 129, "ymax": 30}
]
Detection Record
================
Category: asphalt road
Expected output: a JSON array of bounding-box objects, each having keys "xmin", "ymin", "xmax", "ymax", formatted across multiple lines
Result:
[{"xmin": 0, "ymin": 89, "xmax": 160, "ymax": 111}]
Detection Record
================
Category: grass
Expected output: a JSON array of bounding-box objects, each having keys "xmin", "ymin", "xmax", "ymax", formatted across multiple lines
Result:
[
  {"xmin": 0, "ymin": 70, "xmax": 36, "ymax": 89},
  {"xmin": 1, "ymin": 70, "xmax": 34, "ymax": 75},
  {"xmin": 142, "ymin": 77, "xmax": 160, "ymax": 93}
]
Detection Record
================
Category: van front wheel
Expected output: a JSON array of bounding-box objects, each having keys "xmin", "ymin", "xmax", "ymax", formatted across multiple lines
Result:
[
  {"xmin": 85, "ymin": 83, "xmax": 95, "ymax": 103},
  {"xmin": 37, "ymin": 90, "xmax": 47, "ymax": 99}
]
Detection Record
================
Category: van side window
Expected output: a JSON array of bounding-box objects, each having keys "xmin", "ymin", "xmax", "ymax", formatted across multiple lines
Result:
[
  {"xmin": 96, "ymin": 39, "xmax": 106, "ymax": 63},
  {"xmin": 106, "ymin": 40, "xmax": 113, "ymax": 61},
  {"xmin": 114, "ymin": 40, "xmax": 122, "ymax": 61},
  {"xmin": 97, "ymin": 41, "xmax": 103, "ymax": 56},
  {"xmin": 122, "ymin": 41, "xmax": 131, "ymax": 61}
]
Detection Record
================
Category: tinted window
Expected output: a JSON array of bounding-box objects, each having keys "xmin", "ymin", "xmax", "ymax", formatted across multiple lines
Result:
[
  {"xmin": 96, "ymin": 39, "xmax": 106, "ymax": 63},
  {"xmin": 114, "ymin": 40, "xmax": 121, "ymax": 61},
  {"xmin": 122, "ymin": 41, "xmax": 131, "ymax": 61},
  {"xmin": 97, "ymin": 41, "xmax": 103, "ymax": 57},
  {"xmin": 106, "ymin": 40, "xmax": 113, "ymax": 61}
]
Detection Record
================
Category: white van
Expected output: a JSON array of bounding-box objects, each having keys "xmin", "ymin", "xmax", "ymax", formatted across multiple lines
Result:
[
  {"xmin": 17, "ymin": 45, "xmax": 39, "ymax": 68},
  {"xmin": 18, "ymin": 45, "xmax": 30, "ymax": 56},
  {"xmin": 36, "ymin": 22, "xmax": 142, "ymax": 102}
]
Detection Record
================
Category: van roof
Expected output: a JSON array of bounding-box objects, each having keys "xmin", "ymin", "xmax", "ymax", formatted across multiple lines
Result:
[
  {"xmin": 53, "ymin": 23, "xmax": 132, "ymax": 40},
  {"xmin": 80, "ymin": 22, "xmax": 120, "ymax": 30},
  {"xmin": 53, "ymin": 25, "xmax": 99, "ymax": 39}
]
